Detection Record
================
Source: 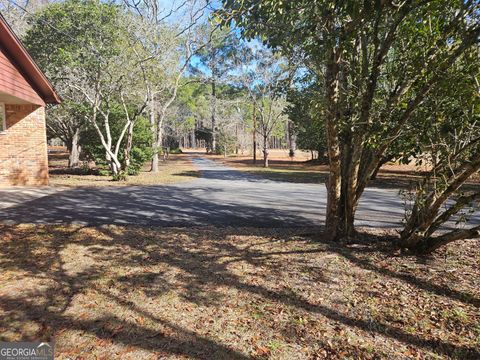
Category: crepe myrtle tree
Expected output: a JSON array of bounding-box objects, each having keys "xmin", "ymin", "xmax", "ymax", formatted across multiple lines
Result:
[
  {"xmin": 219, "ymin": 0, "xmax": 480, "ymax": 241},
  {"xmin": 66, "ymin": 10, "xmax": 150, "ymax": 177}
]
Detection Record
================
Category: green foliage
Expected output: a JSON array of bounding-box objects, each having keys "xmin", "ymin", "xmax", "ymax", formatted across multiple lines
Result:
[
  {"xmin": 221, "ymin": 0, "xmax": 480, "ymax": 241},
  {"xmin": 112, "ymin": 170, "xmax": 128, "ymax": 182},
  {"xmin": 195, "ymin": 127, "xmax": 213, "ymax": 144},
  {"xmin": 285, "ymin": 75, "xmax": 326, "ymax": 158},
  {"xmin": 163, "ymin": 135, "xmax": 180, "ymax": 151},
  {"xmin": 127, "ymin": 118, "xmax": 154, "ymax": 175},
  {"xmin": 190, "ymin": 26, "xmax": 239, "ymax": 81},
  {"xmin": 24, "ymin": 0, "xmax": 121, "ymax": 82},
  {"xmin": 216, "ymin": 128, "xmax": 237, "ymax": 155},
  {"xmin": 24, "ymin": 0, "xmax": 165, "ymax": 178},
  {"xmin": 81, "ymin": 105, "xmax": 153, "ymax": 175}
]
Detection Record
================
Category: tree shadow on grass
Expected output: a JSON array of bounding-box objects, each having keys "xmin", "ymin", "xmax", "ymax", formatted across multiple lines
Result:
[
  {"xmin": 0, "ymin": 225, "xmax": 478, "ymax": 359},
  {"xmin": 322, "ymin": 231, "xmax": 480, "ymax": 309},
  {"xmin": 0, "ymin": 225, "xmax": 252, "ymax": 359}
]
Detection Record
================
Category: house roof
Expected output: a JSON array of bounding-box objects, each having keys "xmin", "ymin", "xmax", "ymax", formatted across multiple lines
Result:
[{"xmin": 0, "ymin": 13, "xmax": 61, "ymax": 104}]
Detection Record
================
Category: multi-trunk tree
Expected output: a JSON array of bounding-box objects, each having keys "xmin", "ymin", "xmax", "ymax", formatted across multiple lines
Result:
[
  {"xmin": 221, "ymin": 0, "xmax": 480, "ymax": 250},
  {"xmin": 25, "ymin": 0, "xmax": 202, "ymax": 177}
]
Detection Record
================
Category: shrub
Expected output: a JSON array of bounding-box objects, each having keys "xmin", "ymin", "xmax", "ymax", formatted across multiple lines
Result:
[{"xmin": 81, "ymin": 105, "xmax": 153, "ymax": 176}]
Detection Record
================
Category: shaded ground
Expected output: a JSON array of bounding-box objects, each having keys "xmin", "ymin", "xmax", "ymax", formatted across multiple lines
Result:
[
  {"xmin": 0, "ymin": 225, "xmax": 478, "ymax": 359},
  {"xmin": 48, "ymin": 152, "xmax": 200, "ymax": 187}
]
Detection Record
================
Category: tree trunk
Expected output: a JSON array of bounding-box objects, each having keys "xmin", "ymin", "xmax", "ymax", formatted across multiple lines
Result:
[
  {"xmin": 211, "ymin": 80, "xmax": 217, "ymax": 153},
  {"xmin": 123, "ymin": 121, "xmax": 134, "ymax": 171},
  {"xmin": 400, "ymin": 226, "xmax": 480, "ymax": 255},
  {"xmin": 150, "ymin": 96, "xmax": 163, "ymax": 173},
  {"xmin": 110, "ymin": 159, "xmax": 122, "ymax": 177},
  {"xmin": 288, "ymin": 120, "xmax": 296, "ymax": 157},
  {"xmin": 151, "ymin": 153, "xmax": 159, "ymax": 173},
  {"xmin": 191, "ymin": 128, "xmax": 196, "ymax": 149},
  {"xmin": 324, "ymin": 44, "xmax": 346, "ymax": 240},
  {"xmin": 399, "ymin": 161, "xmax": 480, "ymax": 253},
  {"xmin": 252, "ymin": 103, "xmax": 257, "ymax": 164},
  {"xmin": 151, "ymin": 128, "xmax": 162, "ymax": 173},
  {"xmin": 263, "ymin": 134, "xmax": 269, "ymax": 168},
  {"xmin": 370, "ymin": 161, "xmax": 382, "ymax": 181},
  {"xmin": 370, "ymin": 156, "xmax": 392, "ymax": 180},
  {"xmin": 235, "ymin": 124, "xmax": 239, "ymax": 155},
  {"xmin": 106, "ymin": 151, "xmax": 121, "ymax": 176},
  {"xmin": 68, "ymin": 128, "xmax": 81, "ymax": 168}
]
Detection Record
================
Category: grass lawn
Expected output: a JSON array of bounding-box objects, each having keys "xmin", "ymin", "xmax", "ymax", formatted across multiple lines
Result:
[
  {"xmin": 48, "ymin": 152, "xmax": 200, "ymax": 187},
  {"xmin": 0, "ymin": 225, "xmax": 478, "ymax": 359}
]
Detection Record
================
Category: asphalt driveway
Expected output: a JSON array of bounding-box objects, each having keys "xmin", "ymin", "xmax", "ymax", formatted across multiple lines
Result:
[{"xmin": 0, "ymin": 157, "xmax": 411, "ymax": 228}]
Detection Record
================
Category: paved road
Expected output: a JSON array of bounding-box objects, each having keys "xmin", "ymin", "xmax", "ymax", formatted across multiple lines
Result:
[{"xmin": 0, "ymin": 157, "xmax": 414, "ymax": 228}]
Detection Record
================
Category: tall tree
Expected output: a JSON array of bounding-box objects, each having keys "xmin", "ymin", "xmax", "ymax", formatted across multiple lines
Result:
[
  {"xmin": 191, "ymin": 26, "xmax": 238, "ymax": 152},
  {"xmin": 25, "ymin": 0, "xmax": 154, "ymax": 176},
  {"xmin": 122, "ymin": 0, "xmax": 208, "ymax": 172},
  {"xmin": 286, "ymin": 73, "xmax": 327, "ymax": 161},
  {"xmin": 234, "ymin": 45, "xmax": 289, "ymax": 167},
  {"xmin": 220, "ymin": 0, "xmax": 480, "ymax": 240},
  {"xmin": 0, "ymin": 0, "xmax": 48, "ymax": 36},
  {"xmin": 46, "ymin": 100, "xmax": 86, "ymax": 167}
]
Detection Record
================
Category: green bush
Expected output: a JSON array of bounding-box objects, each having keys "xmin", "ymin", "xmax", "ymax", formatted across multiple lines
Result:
[
  {"xmin": 81, "ymin": 104, "xmax": 153, "ymax": 176},
  {"xmin": 112, "ymin": 170, "xmax": 128, "ymax": 182}
]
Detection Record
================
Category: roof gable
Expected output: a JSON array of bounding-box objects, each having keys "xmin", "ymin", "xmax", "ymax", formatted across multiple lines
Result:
[
  {"xmin": 0, "ymin": 14, "xmax": 61, "ymax": 105},
  {"xmin": 0, "ymin": 47, "xmax": 45, "ymax": 105}
]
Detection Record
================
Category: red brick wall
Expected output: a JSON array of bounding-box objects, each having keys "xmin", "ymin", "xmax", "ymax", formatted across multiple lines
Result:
[{"xmin": 0, "ymin": 104, "xmax": 49, "ymax": 186}]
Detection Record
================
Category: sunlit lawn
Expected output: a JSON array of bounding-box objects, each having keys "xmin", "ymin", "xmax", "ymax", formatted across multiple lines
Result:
[{"xmin": 48, "ymin": 153, "xmax": 200, "ymax": 187}]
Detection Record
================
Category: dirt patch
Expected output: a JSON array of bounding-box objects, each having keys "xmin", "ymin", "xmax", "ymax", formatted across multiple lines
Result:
[{"xmin": 0, "ymin": 225, "xmax": 478, "ymax": 359}]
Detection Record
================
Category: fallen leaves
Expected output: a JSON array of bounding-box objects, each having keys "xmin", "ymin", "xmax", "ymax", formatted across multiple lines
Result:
[{"xmin": 0, "ymin": 225, "xmax": 478, "ymax": 359}]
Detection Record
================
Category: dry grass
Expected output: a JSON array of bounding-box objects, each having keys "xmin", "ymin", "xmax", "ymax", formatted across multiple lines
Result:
[
  {"xmin": 48, "ymin": 152, "xmax": 200, "ymax": 187},
  {"xmin": 0, "ymin": 224, "xmax": 478, "ymax": 359}
]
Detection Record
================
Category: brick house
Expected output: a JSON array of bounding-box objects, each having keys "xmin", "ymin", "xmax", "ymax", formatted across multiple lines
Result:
[{"xmin": 0, "ymin": 14, "xmax": 61, "ymax": 186}]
